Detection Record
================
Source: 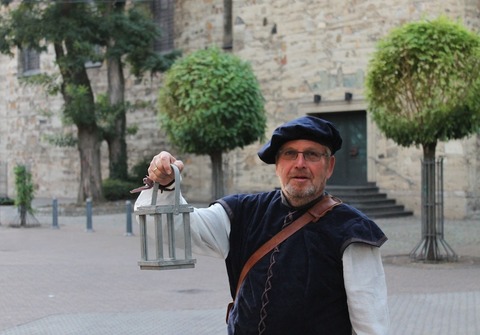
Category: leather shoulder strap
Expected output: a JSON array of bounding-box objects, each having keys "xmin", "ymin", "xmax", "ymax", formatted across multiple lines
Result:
[{"xmin": 233, "ymin": 195, "xmax": 342, "ymax": 298}]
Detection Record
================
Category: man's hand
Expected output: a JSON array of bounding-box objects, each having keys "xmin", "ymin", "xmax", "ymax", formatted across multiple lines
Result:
[{"xmin": 148, "ymin": 151, "xmax": 184, "ymax": 186}]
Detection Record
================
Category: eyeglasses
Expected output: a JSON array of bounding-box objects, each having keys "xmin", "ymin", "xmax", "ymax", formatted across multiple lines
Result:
[{"xmin": 277, "ymin": 149, "xmax": 331, "ymax": 162}]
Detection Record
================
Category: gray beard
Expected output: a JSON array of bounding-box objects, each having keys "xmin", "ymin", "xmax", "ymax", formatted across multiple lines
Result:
[{"xmin": 283, "ymin": 183, "xmax": 317, "ymax": 206}]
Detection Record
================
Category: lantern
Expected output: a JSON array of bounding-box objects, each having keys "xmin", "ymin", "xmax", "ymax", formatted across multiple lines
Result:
[{"xmin": 135, "ymin": 164, "xmax": 196, "ymax": 270}]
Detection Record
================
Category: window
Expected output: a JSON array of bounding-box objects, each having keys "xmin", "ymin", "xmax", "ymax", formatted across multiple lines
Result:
[
  {"xmin": 19, "ymin": 48, "xmax": 40, "ymax": 76},
  {"xmin": 85, "ymin": 45, "xmax": 103, "ymax": 68},
  {"xmin": 152, "ymin": 0, "xmax": 174, "ymax": 53},
  {"xmin": 223, "ymin": 0, "xmax": 233, "ymax": 50}
]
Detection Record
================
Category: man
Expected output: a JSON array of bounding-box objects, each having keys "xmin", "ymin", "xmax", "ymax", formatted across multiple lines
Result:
[{"xmin": 135, "ymin": 115, "xmax": 390, "ymax": 335}]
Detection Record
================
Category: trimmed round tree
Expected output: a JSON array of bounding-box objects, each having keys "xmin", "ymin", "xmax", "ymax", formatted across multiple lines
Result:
[
  {"xmin": 158, "ymin": 47, "xmax": 266, "ymax": 199},
  {"xmin": 366, "ymin": 16, "xmax": 480, "ymax": 261}
]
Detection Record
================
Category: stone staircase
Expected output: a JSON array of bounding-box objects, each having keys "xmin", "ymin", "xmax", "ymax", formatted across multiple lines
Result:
[{"xmin": 326, "ymin": 183, "xmax": 413, "ymax": 219}]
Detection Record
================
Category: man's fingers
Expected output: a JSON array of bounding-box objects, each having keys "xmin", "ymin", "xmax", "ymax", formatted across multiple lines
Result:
[
  {"xmin": 157, "ymin": 151, "xmax": 177, "ymax": 175},
  {"xmin": 148, "ymin": 152, "xmax": 183, "ymax": 184},
  {"xmin": 172, "ymin": 160, "xmax": 184, "ymax": 173}
]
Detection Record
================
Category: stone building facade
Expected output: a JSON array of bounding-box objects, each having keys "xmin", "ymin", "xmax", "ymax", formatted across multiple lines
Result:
[{"xmin": 1, "ymin": 0, "xmax": 479, "ymax": 219}]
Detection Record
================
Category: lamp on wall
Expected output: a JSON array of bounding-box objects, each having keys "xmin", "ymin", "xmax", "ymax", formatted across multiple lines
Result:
[
  {"xmin": 345, "ymin": 92, "xmax": 353, "ymax": 101},
  {"xmin": 313, "ymin": 94, "xmax": 322, "ymax": 104}
]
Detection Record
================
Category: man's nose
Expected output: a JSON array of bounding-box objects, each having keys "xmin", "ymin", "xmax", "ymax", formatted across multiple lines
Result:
[{"xmin": 293, "ymin": 152, "xmax": 307, "ymax": 165}]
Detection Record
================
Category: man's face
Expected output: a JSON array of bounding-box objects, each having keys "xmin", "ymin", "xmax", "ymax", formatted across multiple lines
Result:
[{"xmin": 275, "ymin": 139, "xmax": 335, "ymax": 207}]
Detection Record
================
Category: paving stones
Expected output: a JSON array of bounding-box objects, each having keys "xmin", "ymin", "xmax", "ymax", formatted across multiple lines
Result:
[{"xmin": 0, "ymin": 203, "xmax": 479, "ymax": 334}]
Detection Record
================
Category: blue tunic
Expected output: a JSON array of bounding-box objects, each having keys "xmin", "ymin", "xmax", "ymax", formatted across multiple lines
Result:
[{"xmin": 216, "ymin": 190, "xmax": 387, "ymax": 335}]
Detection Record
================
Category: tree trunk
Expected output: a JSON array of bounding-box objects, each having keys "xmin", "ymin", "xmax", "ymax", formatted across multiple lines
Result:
[
  {"xmin": 53, "ymin": 37, "xmax": 104, "ymax": 203},
  {"xmin": 422, "ymin": 142, "xmax": 437, "ymax": 261},
  {"xmin": 106, "ymin": 41, "xmax": 128, "ymax": 180},
  {"xmin": 105, "ymin": 1, "xmax": 128, "ymax": 181},
  {"xmin": 19, "ymin": 205, "xmax": 26, "ymax": 227},
  {"xmin": 77, "ymin": 126, "xmax": 104, "ymax": 202},
  {"xmin": 210, "ymin": 151, "xmax": 224, "ymax": 200},
  {"xmin": 411, "ymin": 142, "xmax": 456, "ymax": 262}
]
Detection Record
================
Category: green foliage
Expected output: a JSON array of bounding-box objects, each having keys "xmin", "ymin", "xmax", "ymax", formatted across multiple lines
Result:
[
  {"xmin": 42, "ymin": 133, "xmax": 77, "ymax": 147},
  {"xmin": 0, "ymin": 197, "xmax": 14, "ymax": 206},
  {"xmin": 129, "ymin": 158, "xmax": 151, "ymax": 182},
  {"xmin": 0, "ymin": 1, "xmax": 100, "ymax": 129},
  {"xmin": 158, "ymin": 47, "xmax": 266, "ymax": 155},
  {"xmin": 1, "ymin": 0, "xmax": 179, "ymax": 201},
  {"xmin": 95, "ymin": 94, "xmax": 129, "ymax": 135},
  {"xmin": 14, "ymin": 165, "xmax": 35, "ymax": 214},
  {"xmin": 96, "ymin": 4, "xmax": 181, "ymax": 77},
  {"xmin": 0, "ymin": 2, "xmax": 46, "ymax": 55},
  {"xmin": 19, "ymin": 73, "xmax": 62, "ymax": 96},
  {"xmin": 0, "ymin": 0, "xmax": 179, "ymax": 123},
  {"xmin": 63, "ymin": 84, "xmax": 96, "ymax": 126},
  {"xmin": 102, "ymin": 178, "xmax": 138, "ymax": 201},
  {"xmin": 126, "ymin": 124, "xmax": 139, "ymax": 136},
  {"xmin": 366, "ymin": 16, "xmax": 480, "ymax": 147},
  {"xmin": 102, "ymin": 158, "xmax": 151, "ymax": 201}
]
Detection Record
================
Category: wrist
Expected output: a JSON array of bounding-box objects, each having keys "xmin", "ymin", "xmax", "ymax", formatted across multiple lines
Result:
[{"xmin": 158, "ymin": 179, "xmax": 175, "ymax": 193}]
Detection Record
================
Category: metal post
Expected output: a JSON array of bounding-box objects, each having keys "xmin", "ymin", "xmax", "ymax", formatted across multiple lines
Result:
[
  {"xmin": 139, "ymin": 214, "xmax": 148, "ymax": 261},
  {"xmin": 183, "ymin": 212, "xmax": 193, "ymax": 260},
  {"xmin": 125, "ymin": 200, "xmax": 133, "ymax": 236},
  {"xmin": 155, "ymin": 213, "xmax": 163, "ymax": 260},
  {"xmin": 167, "ymin": 213, "xmax": 176, "ymax": 259},
  {"xmin": 86, "ymin": 198, "xmax": 94, "ymax": 233},
  {"xmin": 52, "ymin": 198, "xmax": 59, "ymax": 229}
]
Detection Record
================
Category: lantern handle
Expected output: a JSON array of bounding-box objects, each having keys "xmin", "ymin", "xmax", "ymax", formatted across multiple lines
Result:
[
  {"xmin": 149, "ymin": 164, "xmax": 182, "ymax": 214},
  {"xmin": 171, "ymin": 164, "xmax": 181, "ymax": 215}
]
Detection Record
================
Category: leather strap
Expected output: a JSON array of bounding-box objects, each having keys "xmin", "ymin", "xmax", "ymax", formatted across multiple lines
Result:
[{"xmin": 233, "ymin": 194, "xmax": 342, "ymax": 299}]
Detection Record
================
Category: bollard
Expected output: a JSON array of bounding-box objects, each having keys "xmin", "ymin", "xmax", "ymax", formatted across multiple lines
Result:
[
  {"xmin": 125, "ymin": 200, "xmax": 134, "ymax": 236},
  {"xmin": 86, "ymin": 198, "xmax": 94, "ymax": 232},
  {"xmin": 52, "ymin": 198, "xmax": 59, "ymax": 229}
]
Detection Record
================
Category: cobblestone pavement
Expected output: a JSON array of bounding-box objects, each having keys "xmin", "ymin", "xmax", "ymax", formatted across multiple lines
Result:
[{"xmin": 0, "ymin": 201, "xmax": 479, "ymax": 334}]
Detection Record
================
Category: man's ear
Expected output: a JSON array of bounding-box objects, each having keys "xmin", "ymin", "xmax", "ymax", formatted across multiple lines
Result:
[{"xmin": 326, "ymin": 155, "xmax": 336, "ymax": 179}]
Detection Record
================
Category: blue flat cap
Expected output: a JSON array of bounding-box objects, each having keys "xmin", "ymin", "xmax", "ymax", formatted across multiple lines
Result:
[{"xmin": 258, "ymin": 115, "xmax": 342, "ymax": 164}]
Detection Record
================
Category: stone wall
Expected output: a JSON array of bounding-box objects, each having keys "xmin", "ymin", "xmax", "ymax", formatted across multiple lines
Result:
[
  {"xmin": 225, "ymin": 0, "xmax": 480, "ymax": 219},
  {"xmin": 1, "ymin": 0, "xmax": 479, "ymax": 218}
]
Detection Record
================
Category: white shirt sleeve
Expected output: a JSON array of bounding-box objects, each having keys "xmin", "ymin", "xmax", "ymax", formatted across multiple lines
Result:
[
  {"xmin": 134, "ymin": 187, "xmax": 231, "ymax": 259},
  {"xmin": 343, "ymin": 243, "xmax": 390, "ymax": 335}
]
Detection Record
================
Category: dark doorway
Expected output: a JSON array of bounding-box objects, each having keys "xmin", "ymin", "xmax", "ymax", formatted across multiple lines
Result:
[{"xmin": 312, "ymin": 111, "xmax": 367, "ymax": 185}]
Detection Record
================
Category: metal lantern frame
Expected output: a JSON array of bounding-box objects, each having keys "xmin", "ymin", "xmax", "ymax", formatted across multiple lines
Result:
[{"xmin": 135, "ymin": 164, "xmax": 196, "ymax": 270}]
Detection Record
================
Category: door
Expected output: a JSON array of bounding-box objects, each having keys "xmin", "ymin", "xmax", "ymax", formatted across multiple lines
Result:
[{"xmin": 312, "ymin": 111, "xmax": 367, "ymax": 185}]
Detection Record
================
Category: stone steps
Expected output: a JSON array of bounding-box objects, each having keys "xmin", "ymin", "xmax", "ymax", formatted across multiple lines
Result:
[{"xmin": 326, "ymin": 183, "xmax": 413, "ymax": 219}]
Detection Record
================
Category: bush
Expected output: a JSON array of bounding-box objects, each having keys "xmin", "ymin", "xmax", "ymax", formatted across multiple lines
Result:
[
  {"xmin": 102, "ymin": 178, "xmax": 140, "ymax": 201},
  {"xmin": 129, "ymin": 158, "xmax": 150, "ymax": 183},
  {"xmin": 0, "ymin": 197, "xmax": 15, "ymax": 206},
  {"xmin": 14, "ymin": 165, "xmax": 35, "ymax": 214},
  {"xmin": 102, "ymin": 158, "xmax": 152, "ymax": 201}
]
